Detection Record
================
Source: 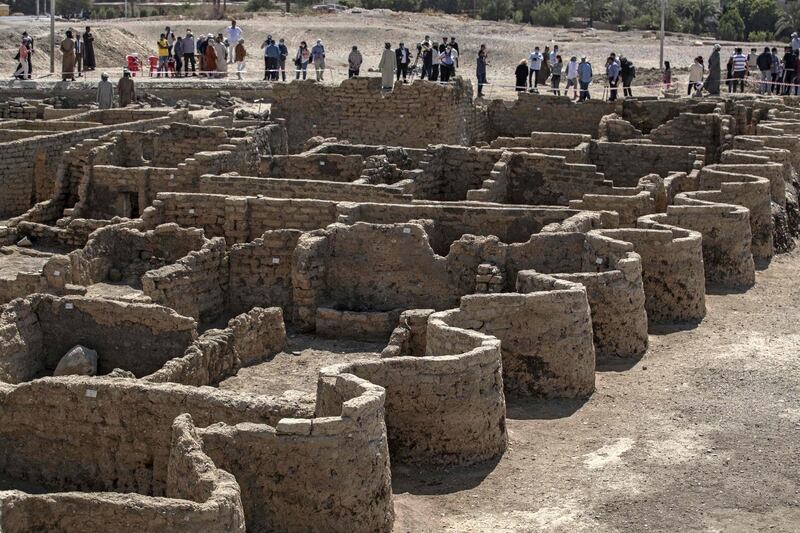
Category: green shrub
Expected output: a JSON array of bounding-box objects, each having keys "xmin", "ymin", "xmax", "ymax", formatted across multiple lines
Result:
[
  {"xmin": 529, "ymin": 0, "xmax": 572, "ymax": 26},
  {"xmin": 719, "ymin": 8, "xmax": 746, "ymax": 40},
  {"xmin": 747, "ymin": 30, "xmax": 772, "ymax": 41}
]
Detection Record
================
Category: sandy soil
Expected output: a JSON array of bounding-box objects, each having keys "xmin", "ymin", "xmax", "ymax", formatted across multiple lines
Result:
[
  {"xmin": 0, "ymin": 11, "xmax": 782, "ymax": 99},
  {"xmin": 218, "ymin": 333, "xmax": 382, "ymax": 396},
  {"xmin": 392, "ymin": 253, "xmax": 800, "ymax": 532}
]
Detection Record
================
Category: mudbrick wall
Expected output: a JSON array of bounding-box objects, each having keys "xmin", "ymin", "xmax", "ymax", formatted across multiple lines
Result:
[
  {"xmin": 271, "ymin": 77, "xmax": 486, "ymax": 150},
  {"xmin": 441, "ymin": 284, "xmax": 596, "ymax": 398},
  {"xmin": 486, "ymin": 93, "xmax": 618, "ymax": 137},
  {"xmin": 646, "ymin": 112, "xmax": 734, "ymax": 164},
  {"xmin": 0, "ymin": 371, "xmax": 393, "ymax": 532},
  {"xmin": 595, "ymin": 227, "xmax": 706, "ymax": 324},
  {"xmin": 0, "ymin": 294, "xmax": 197, "ymax": 383},
  {"xmin": 324, "ymin": 310, "xmax": 507, "ymax": 465},
  {"xmin": 640, "ymin": 202, "xmax": 755, "ymax": 289},
  {"xmin": 0, "ymin": 110, "xmax": 186, "ymax": 217},
  {"xmin": 467, "ymin": 151, "xmax": 614, "ymax": 205},
  {"xmin": 0, "ymin": 414, "xmax": 246, "ymax": 532},
  {"xmin": 590, "ymin": 141, "xmax": 705, "ymax": 187}
]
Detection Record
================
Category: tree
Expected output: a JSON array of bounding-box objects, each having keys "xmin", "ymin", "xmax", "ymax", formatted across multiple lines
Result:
[
  {"xmin": 775, "ymin": 1, "xmax": 800, "ymax": 39},
  {"xmin": 719, "ymin": 6, "xmax": 746, "ymax": 39},
  {"xmin": 674, "ymin": 0, "xmax": 721, "ymax": 34},
  {"xmin": 729, "ymin": 0, "xmax": 778, "ymax": 36},
  {"xmin": 480, "ymin": 0, "xmax": 513, "ymax": 21}
]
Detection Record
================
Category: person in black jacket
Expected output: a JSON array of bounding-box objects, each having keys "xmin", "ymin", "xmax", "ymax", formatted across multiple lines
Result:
[
  {"xmin": 756, "ymin": 46, "xmax": 773, "ymax": 94},
  {"xmin": 620, "ymin": 57, "xmax": 635, "ymax": 97},
  {"xmin": 395, "ymin": 42, "xmax": 410, "ymax": 82},
  {"xmin": 782, "ymin": 46, "xmax": 794, "ymax": 95},
  {"xmin": 515, "ymin": 59, "xmax": 528, "ymax": 91}
]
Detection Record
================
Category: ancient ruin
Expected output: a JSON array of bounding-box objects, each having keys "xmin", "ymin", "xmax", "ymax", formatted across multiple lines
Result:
[{"xmin": 1, "ymin": 76, "xmax": 799, "ymax": 531}]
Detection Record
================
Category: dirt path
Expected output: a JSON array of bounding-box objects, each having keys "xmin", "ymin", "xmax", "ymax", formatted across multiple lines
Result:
[{"xmin": 393, "ymin": 253, "xmax": 800, "ymax": 532}]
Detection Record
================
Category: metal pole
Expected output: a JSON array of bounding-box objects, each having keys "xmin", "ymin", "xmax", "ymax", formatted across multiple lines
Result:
[
  {"xmin": 659, "ymin": 0, "xmax": 665, "ymax": 69},
  {"xmin": 36, "ymin": 0, "xmax": 39, "ymax": 18},
  {"xmin": 50, "ymin": 0, "xmax": 55, "ymax": 75}
]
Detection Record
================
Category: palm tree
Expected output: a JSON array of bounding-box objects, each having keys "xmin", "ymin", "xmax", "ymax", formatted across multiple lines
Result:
[{"xmin": 776, "ymin": 1, "xmax": 800, "ymax": 39}]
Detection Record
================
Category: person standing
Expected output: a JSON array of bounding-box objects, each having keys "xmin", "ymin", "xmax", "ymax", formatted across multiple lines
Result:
[
  {"xmin": 782, "ymin": 46, "xmax": 794, "ymax": 95},
  {"xmin": 348, "ymin": 45, "xmax": 362, "ymax": 78},
  {"xmin": 756, "ymin": 46, "xmax": 773, "ymax": 94},
  {"xmin": 565, "ymin": 55, "xmax": 578, "ymax": 99},
  {"xmin": 311, "ymin": 39, "xmax": 326, "ymax": 81},
  {"xmin": 278, "ymin": 38, "xmax": 288, "ymax": 81},
  {"xmin": 578, "ymin": 55, "xmax": 592, "ymax": 101},
  {"xmin": 606, "ymin": 56, "xmax": 620, "ymax": 101},
  {"xmin": 620, "ymin": 56, "xmax": 634, "ymax": 97},
  {"xmin": 14, "ymin": 38, "xmax": 28, "ymax": 80},
  {"xmin": 439, "ymin": 45, "xmax": 454, "ymax": 82},
  {"xmin": 663, "ymin": 61, "xmax": 672, "ymax": 89},
  {"xmin": 197, "ymin": 35, "xmax": 208, "ymax": 76},
  {"xmin": 263, "ymin": 38, "xmax": 280, "ymax": 80},
  {"xmin": 225, "ymin": 20, "xmax": 242, "ymax": 64},
  {"xmin": 731, "ymin": 47, "xmax": 747, "ymax": 93},
  {"xmin": 430, "ymin": 41, "xmax": 440, "ymax": 81},
  {"xmin": 528, "ymin": 46, "xmax": 543, "ymax": 90},
  {"xmin": 22, "ymin": 32, "xmax": 33, "ymax": 79},
  {"xmin": 551, "ymin": 54, "xmax": 563, "ymax": 95},
  {"xmin": 476, "ymin": 44, "xmax": 487, "ymax": 97},
  {"xmin": 174, "ymin": 36, "xmax": 184, "ymax": 77},
  {"xmin": 771, "ymin": 47, "xmax": 781, "ymax": 94},
  {"xmin": 212, "ymin": 35, "xmax": 228, "ymax": 78},
  {"xmin": 60, "ymin": 30, "xmax": 76, "ymax": 81},
  {"xmin": 395, "ymin": 42, "xmax": 410, "ymax": 82},
  {"xmin": 83, "ymin": 26, "xmax": 95, "ymax": 71},
  {"xmin": 118, "ymin": 69, "xmax": 135, "ymax": 107},
  {"xmin": 183, "ymin": 29, "xmax": 196, "ymax": 76},
  {"xmin": 515, "ymin": 59, "xmax": 528, "ymax": 91},
  {"xmin": 203, "ymin": 34, "xmax": 218, "ymax": 78},
  {"xmin": 74, "ymin": 33, "xmax": 82, "ymax": 77},
  {"xmin": 688, "ymin": 56, "xmax": 704, "ymax": 96},
  {"xmin": 450, "ymin": 36, "xmax": 459, "ymax": 67},
  {"xmin": 295, "ymin": 41, "xmax": 310, "ymax": 80},
  {"xmin": 235, "ymin": 39, "xmax": 246, "ymax": 80},
  {"xmin": 421, "ymin": 42, "xmax": 433, "ymax": 80},
  {"xmin": 537, "ymin": 45, "xmax": 551, "ymax": 88},
  {"xmin": 704, "ymin": 44, "xmax": 721, "ymax": 95},
  {"xmin": 156, "ymin": 33, "xmax": 169, "ymax": 77},
  {"xmin": 378, "ymin": 42, "xmax": 396, "ymax": 90},
  {"xmin": 97, "ymin": 72, "xmax": 113, "ymax": 109}
]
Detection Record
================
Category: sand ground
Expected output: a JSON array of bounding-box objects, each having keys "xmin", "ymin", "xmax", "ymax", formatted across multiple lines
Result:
[{"xmin": 0, "ymin": 11, "xmax": 783, "ymax": 99}]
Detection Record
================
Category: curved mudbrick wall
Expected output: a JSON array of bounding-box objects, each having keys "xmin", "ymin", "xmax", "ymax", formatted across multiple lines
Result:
[
  {"xmin": 324, "ymin": 313, "xmax": 507, "ymax": 465},
  {"xmin": 598, "ymin": 227, "xmax": 706, "ymax": 324},
  {"xmin": 639, "ymin": 202, "xmax": 755, "ymax": 289},
  {"xmin": 441, "ymin": 286, "xmax": 595, "ymax": 398},
  {"xmin": 0, "ymin": 414, "xmax": 246, "ymax": 532}
]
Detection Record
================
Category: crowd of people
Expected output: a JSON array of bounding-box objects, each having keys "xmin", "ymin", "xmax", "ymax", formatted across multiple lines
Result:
[{"xmin": 19, "ymin": 18, "xmax": 800, "ymax": 105}]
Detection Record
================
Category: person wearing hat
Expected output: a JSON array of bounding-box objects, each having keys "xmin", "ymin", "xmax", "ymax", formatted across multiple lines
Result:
[
  {"xmin": 183, "ymin": 29, "xmax": 196, "ymax": 76},
  {"xmin": 118, "ymin": 69, "xmax": 135, "ymax": 107},
  {"xmin": 703, "ymin": 43, "xmax": 721, "ymax": 96},
  {"xmin": 97, "ymin": 72, "xmax": 113, "ymax": 109},
  {"xmin": 311, "ymin": 39, "xmax": 325, "ymax": 81},
  {"xmin": 378, "ymin": 42, "xmax": 396, "ymax": 90},
  {"xmin": 395, "ymin": 42, "xmax": 410, "ymax": 82}
]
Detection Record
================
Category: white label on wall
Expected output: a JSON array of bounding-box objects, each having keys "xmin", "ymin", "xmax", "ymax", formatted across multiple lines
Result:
[
  {"xmin": 595, "ymin": 257, "xmax": 604, "ymax": 265},
  {"xmin": 53, "ymin": 271, "xmax": 60, "ymax": 276},
  {"xmin": 65, "ymin": 303, "xmax": 74, "ymax": 310},
  {"xmin": 85, "ymin": 389, "xmax": 97, "ymax": 398},
  {"xmin": 272, "ymin": 257, "xmax": 280, "ymax": 264},
  {"xmin": 319, "ymin": 161, "xmax": 325, "ymax": 166},
  {"xmin": 169, "ymin": 174, "xmax": 175, "ymax": 180},
  {"xmin": 403, "ymin": 227, "xmax": 411, "ymax": 234},
  {"xmin": 188, "ymin": 209, "xmax": 195, "ymax": 214}
]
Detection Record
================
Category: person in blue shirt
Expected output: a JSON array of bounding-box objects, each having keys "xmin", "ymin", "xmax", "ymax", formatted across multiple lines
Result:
[
  {"xmin": 578, "ymin": 55, "xmax": 593, "ymax": 101},
  {"xmin": 311, "ymin": 39, "xmax": 326, "ymax": 81},
  {"xmin": 606, "ymin": 55, "xmax": 620, "ymax": 101},
  {"xmin": 261, "ymin": 37, "xmax": 280, "ymax": 81}
]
